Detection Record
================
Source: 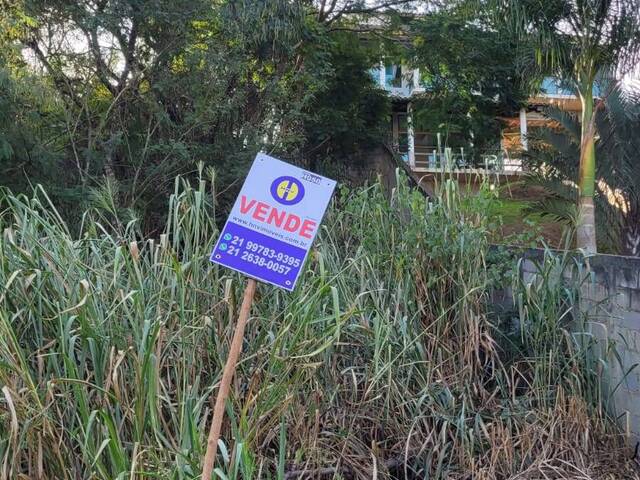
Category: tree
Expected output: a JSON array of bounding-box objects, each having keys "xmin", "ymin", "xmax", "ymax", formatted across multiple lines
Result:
[
  {"xmin": 494, "ymin": 0, "xmax": 640, "ymax": 252},
  {"xmin": 407, "ymin": 8, "xmax": 530, "ymax": 153},
  {"xmin": 0, "ymin": 0, "xmax": 419, "ymax": 231},
  {"xmin": 311, "ymin": 0, "xmax": 420, "ymax": 24},
  {"xmin": 1, "ymin": 1, "xmax": 331, "ymax": 230},
  {"xmin": 526, "ymin": 86, "xmax": 640, "ymax": 255},
  {"xmin": 303, "ymin": 30, "xmax": 390, "ymax": 169}
]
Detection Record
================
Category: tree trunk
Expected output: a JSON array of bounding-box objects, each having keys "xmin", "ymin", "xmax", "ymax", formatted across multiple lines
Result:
[
  {"xmin": 577, "ymin": 83, "xmax": 597, "ymax": 253},
  {"xmin": 576, "ymin": 195, "xmax": 596, "ymax": 252},
  {"xmin": 622, "ymin": 206, "xmax": 640, "ymax": 256}
]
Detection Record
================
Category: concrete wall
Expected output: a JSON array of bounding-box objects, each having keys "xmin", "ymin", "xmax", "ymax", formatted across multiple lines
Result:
[
  {"xmin": 328, "ymin": 144, "xmax": 399, "ymax": 192},
  {"xmin": 518, "ymin": 249, "xmax": 640, "ymax": 440},
  {"xmin": 337, "ymin": 143, "xmax": 428, "ymax": 197}
]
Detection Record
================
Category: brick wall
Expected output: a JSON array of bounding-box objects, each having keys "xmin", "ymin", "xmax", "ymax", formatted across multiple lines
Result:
[{"xmin": 518, "ymin": 249, "xmax": 640, "ymax": 440}]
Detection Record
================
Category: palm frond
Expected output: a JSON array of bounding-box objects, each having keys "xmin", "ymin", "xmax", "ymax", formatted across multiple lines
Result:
[
  {"xmin": 542, "ymin": 106, "xmax": 581, "ymax": 142},
  {"xmin": 524, "ymin": 78, "xmax": 640, "ymax": 254},
  {"xmin": 528, "ymin": 197, "xmax": 579, "ymax": 226},
  {"xmin": 523, "ymin": 170, "xmax": 578, "ymax": 224}
]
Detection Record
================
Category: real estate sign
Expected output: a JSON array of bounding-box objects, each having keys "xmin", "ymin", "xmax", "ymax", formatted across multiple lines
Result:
[{"xmin": 210, "ymin": 153, "xmax": 336, "ymax": 291}]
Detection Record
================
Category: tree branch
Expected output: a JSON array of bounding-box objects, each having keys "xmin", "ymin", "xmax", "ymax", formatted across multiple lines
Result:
[
  {"xmin": 82, "ymin": 26, "xmax": 119, "ymax": 96},
  {"xmin": 25, "ymin": 38, "xmax": 83, "ymax": 108},
  {"xmin": 320, "ymin": 0, "xmax": 418, "ymax": 25}
]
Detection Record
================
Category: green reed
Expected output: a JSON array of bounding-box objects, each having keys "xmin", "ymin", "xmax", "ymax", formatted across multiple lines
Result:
[{"xmin": 0, "ymin": 170, "xmax": 631, "ymax": 479}]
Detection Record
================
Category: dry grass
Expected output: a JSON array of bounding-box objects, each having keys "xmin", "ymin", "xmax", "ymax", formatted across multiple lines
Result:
[{"xmin": 0, "ymin": 171, "xmax": 636, "ymax": 479}]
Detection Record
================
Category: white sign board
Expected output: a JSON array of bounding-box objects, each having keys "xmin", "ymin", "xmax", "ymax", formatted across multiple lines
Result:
[{"xmin": 210, "ymin": 153, "xmax": 336, "ymax": 290}]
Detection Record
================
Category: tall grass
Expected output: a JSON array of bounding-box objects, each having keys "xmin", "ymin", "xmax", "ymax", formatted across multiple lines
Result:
[{"xmin": 0, "ymin": 171, "xmax": 634, "ymax": 479}]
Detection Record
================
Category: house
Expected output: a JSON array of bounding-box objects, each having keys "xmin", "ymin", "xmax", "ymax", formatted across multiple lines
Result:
[{"xmin": 371, "ymin": 64, "xmax": 586, "ymax": 178}]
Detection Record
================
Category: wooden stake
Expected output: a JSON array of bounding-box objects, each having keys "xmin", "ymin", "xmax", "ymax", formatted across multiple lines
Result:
[{"xmin": 202, "ymin": 278, "xmax": 257, "ymax": 480}]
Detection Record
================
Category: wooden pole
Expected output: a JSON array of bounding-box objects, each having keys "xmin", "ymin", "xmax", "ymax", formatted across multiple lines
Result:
[{"xmin": 202, "ymin": 278, "xmax": 257, "ymax": 479}]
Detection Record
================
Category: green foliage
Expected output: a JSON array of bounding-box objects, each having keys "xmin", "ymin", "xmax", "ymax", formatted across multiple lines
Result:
[
  {"xmin": 0, "ymin": 60, "xmax": 78, "ymax": 207},
  {"xmin": 0, "ymin": 174, "xmax": 631, "ymax": 479},
  {"xmin": 490, "ymin": 0, "xmax": 640, "ymax": 251},
  {"xmin": 525, "ymin": 86, "xmax": 640, "ymax": 254},
  {"xmin": 494, "ymin": 0, "xmax": 640, "ymax": 88},
  {"xmin": 0, "ymin": 0, "xmax": 390, "ymax": 232},
  {"xmin": 407, "ymin": 7, "xmax": 531, "ymax": 151},
  {"xmin": 303, "ymin": 30, "xmax": 390, "ymax": 168}
]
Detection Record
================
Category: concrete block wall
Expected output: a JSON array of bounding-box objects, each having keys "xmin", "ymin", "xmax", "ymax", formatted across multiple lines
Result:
[{"xmin": 518, "ymin": 249, "xmax": 640, "ymax": 440}]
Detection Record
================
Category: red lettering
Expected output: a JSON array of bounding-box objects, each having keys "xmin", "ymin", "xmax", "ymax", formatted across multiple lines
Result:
[
  {"xmin": 267, "ymin": 208, "xmax": 286, "ymax": 227},
  {"xmin": 240, "ymin": 195, "xmax": 256, "ymax": 214},
  {"xmin": 300, "ymin": 220, "xmax": 316, "ymax": 239},
  {"xmin": 239, "ymin": 196, "xmax": 315, "ymax": 238},
  {"xmin": 253, "ymin": 202, "xmax": 269, "ymax": 221},
  {"xmin": 284, "ymin": 214, "xmax": 301, "ymax": 232}
]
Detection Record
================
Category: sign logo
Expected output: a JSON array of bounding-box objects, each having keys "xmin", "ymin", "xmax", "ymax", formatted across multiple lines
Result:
[{"xmin": 270, "ymin": 176, "xmax": 305, "ymax": 205}]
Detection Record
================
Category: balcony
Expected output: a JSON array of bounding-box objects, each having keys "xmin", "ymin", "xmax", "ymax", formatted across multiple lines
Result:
[
  {"xmin": 397, "ymin": 146, "xmax": 524, "ymax": 176},
  {"xmin": 370, "ymin": 64, "xmax": 425, "ymax": 98}
]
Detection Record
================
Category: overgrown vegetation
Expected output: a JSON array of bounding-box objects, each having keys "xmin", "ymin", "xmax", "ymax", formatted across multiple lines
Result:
[
  {"xmin": 406, "ymin": 5, "xmax": 530, "ymax": 152},
  {"xmin": 2, "ymin": 1, "xmax": 640, "ymax": 477},
  {"xmin": 0, "ymin": 174, "xmax": 635, "ymax": 479},
  {"xmin": 489, "ymin": 0, "xmax": 640, "ymax": 253},
  {"xmin": 0, "ymin": 0, "xmax": 392, "ymax": 232},
  {"xmin": 525, "ymin": 87, "xmax": 640, "ymax": 255}
]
